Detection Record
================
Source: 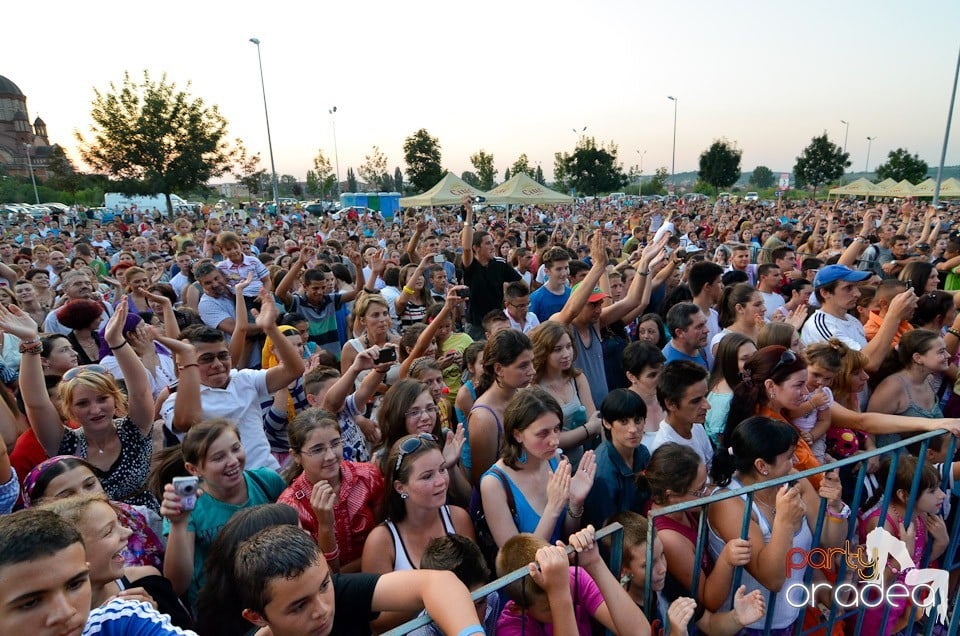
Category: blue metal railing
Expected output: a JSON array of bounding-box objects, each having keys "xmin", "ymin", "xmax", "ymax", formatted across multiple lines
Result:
[
  {"xmin": 644, "ymin": 428, "xmax": 960, "ymax": 636},
  {"xmin": 385, "ymin": 429, "xmax": 959, "ymax": 635},
  {"xmin": 383, "ymin": 522, "xmax": 625, "ymax": 636}
]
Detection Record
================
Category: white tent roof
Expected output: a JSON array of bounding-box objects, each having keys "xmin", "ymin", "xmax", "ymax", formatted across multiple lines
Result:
[
  {"xmin": 484, "ymin": 172, "xmax": 573, "ymax": 205},
  {"xmin": 399, "ymin": 173, "xmax": 487, "ymax": 207}
]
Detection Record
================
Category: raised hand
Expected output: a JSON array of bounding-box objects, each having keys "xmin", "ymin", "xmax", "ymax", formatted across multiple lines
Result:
[
  {"xmin": 234, "ymin": 271, "xmax": 255, "ymax": 295},
  {"xmin": 310, "ymin": 480, "xmax": 337, "ymax": 528},
  {"xmin": 545, "ymin": 459, "xmax": 572, "ymax": 515},
  {"xmin": 104, "ymin": 299, "xmax": 129, "ymax": 347},
  {"xmin": 732, "ymin": 585, "xmax": 766, "ymax": 627},
  {"xmin": 667, "ymin": 597, "xmax": 697, "ymax": 635},
  {"xmin": 774, "ymin": 483, "xmax": 806, "ymax": 530},
  {"xmin": 254, "ymin": 289, "xmax": 278, "ymax": 328},
  {"xmin": 530, "ymin": 544, "xmax": 572, "ymax": 596},
  {"xmin": 566, "ymin": 524, "xmax": 601, "ymax": 568},
  {"xmin": 442, "ymin": 427, "xmax": 465, "ymax": 469},
  {"xmin": 0, "ymin": 303, "xmax": 39, "ymax": 341},
  {"xmin": 569, "ymin": 450, "xmax": 596, "ymax": 506},
  {"xmin": 159, "ymin": 483, "xmax": 196, "ymax": 526}
]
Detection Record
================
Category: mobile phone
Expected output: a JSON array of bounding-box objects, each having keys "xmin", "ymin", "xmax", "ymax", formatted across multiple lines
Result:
[
  {"xmin": 433, "ymin": 254, "xmax": 445, "ymax": 263},
  {"xmin": 455, "ymin": 288, "xmax": 470, "ymax": 298},
  {"xmin": 787, "ymin": 479, "xmax": 798, "ymax": 489},
  {"xmin": 173, "ymin": 476, "xmax": 199, "ymax": 511},
  {"xmin": 473, "ymin": 196, "xmax": 486, "ymax": 203},
  {"xmin": 375, "ymin": 347, "xmax": 397, "ymax": 364}
]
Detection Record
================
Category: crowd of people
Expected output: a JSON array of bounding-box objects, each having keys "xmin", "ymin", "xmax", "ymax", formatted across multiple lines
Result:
[{"xmin": 0, "ymin": 193, "xmax": 959, "ymax": 636}]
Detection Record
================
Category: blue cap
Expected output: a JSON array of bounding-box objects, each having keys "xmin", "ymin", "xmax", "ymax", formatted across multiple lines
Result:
[{"xmin": 813, "ymin": 264, "xmax": 871, "ymax": 288}]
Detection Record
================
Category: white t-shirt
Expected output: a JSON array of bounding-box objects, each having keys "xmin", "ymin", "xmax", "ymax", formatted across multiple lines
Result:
[
  {"xmin": 648, "ymin": 420, "xmax": 714, "ymax": 470},
  {"xmin": 800, "ymin": 309, "xmax": 866, "ymax": 350},
  {"xmin": 160, "ymin": 368, "xmax": 279, "ymax": 471}
]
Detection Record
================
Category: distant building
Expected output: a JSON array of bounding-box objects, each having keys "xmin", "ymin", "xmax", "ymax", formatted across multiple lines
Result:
[{"xmin": 0, "ymin": 74, "xmax": 58, "ymax": 179}]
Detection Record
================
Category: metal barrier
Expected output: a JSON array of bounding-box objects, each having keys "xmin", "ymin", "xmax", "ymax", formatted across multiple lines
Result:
[
  {"xmin": 383, "ymin": 522, "xmax": 626, "ymax": 636},
  {"xmin": 644, "ymin": 428, "xmax": 960, "ymax": 636}
]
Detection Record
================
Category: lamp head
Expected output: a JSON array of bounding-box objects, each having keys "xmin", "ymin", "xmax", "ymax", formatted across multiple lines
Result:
[{"xmin": 249, "ymin": 37, "xmax": 260, "ymax": 45}]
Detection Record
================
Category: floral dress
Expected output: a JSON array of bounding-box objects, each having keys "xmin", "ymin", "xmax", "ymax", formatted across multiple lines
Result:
[{"xmin": 59, "ymin": 417, "xmax": 157, "ymax": 511}]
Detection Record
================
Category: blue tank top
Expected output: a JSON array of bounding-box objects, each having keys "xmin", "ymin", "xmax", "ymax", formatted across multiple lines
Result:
[{"xmin": 482, "ymin": 457, "xmax": 565, "ymax": 543}]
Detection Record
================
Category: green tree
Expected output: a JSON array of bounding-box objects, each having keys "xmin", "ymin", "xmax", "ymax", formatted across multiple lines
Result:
[
  {"xmin": 642, "ymin": 167, "xmax": 669, "ymax": 195},
  {"xmin": 359, "ymin": 145, "xmax": 388, "ymax": 191},
  {"xmin": 279, "ymin": 174, "xmax": 297, "ymax": 196},
  {"xmin": 380, "ymin": 172, "xmax": 395, "ymax": 192},
  {"xmin": 697, "ymin": 139, "xmax": 742, "ymax": 195},
  {"xmin": 346, "ymin": 167, "xmax": 358, "ymax": 193},
  {"xmin": 403, "ymin": 128, "xmax": 445, "ymax": 193},
  {"xmin": 76, "ymin": 70, "xmax": 237, "ymax": 214},
  {"xmin": 554, "ymin": 136, "xmax": 628, "ymax": 196},
  {"xmin": 394, "ymin": 166, "xmax": 404, "ymax": 194},
  {"xmin": 470, "ymin": 150, "xmax": 497, "ymax": 190},
  {"xmin": 312, "ymin": 150, "xmax": 336, "ymax": 198},
  {"xmin": 46, "ymin": 145, "xmax": 80, "ymax": 194},
  {"xmin": 292, "ymin": 182, "xmax": 303, "ymax": 198},
  {"xmin": 535, "ymin": 164, "xmax": 545, "ymax": 185},
  {"xmin": 503, "ymin": 168, "xmax": 511, "ymax": 183},
  {"xmin": 793, "ymin": 133, "xmax": 850, "ymax": 199},
  {"xmin": 750, "ymin": 165, "xmax": 775, "ymax": 189},
  {"xmin": 305, "ymin": 170, "xmax": 319, "ymax": 198},
  {"xmin": 461, "ymin": 171, "xmax": 480, "ymax": 187},
  {"xmin": 876, "ymin": 148, "xmax": 928, "ymax": 183},
  {"xmin": 692, "ymin": 179, "xmax": 715, "ymax": 195},
  {"xmin": 234, "ymin": 145, "xmax": 266, "ymax": 197},
  {"xmin": 510, "ymin": 153, "xmax": 532, "ymax": 177}
]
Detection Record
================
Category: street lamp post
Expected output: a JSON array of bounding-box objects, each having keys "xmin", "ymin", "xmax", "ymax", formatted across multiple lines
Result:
[
  {"xmin": 329, "ymin": 107, "xmax": 341, "ymax": 198},
  {"xmin": 636, "ymin": 149, "xmax": 646, "ymax": 194},
  {"xmin": 667, "ymin": 96, "xmax": 678, "ymax": 195},
  {"xmin": 933, "ymin": 45, "xmax": 960, "ymax": 207},
  {"xmin": 23, "ymin": 144, "xmax": 39, "ymax": 204},
  {"xmin": 839, "ymin": 120, "xmax": 849, "ymax": 184},
  {"xmin": 865, "ymin": 136, "xmax": 876, "ymax": 174},
  {"xmin": 249, "ymin": 37, "xmax": 279, "ymax": 211}
]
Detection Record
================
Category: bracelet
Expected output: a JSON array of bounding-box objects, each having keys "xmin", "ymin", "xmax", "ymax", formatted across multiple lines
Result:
[
  {"xmin": 457, "ymin": 626, "xmax": 485, "ymax": 636},
  {"xmin": 19, "ymin": 341, "xmax": 42, "ymax": 355},
  {"xmin": 402, "ymin": 285, "xmax": 416, "ymax": 296},
  {"xmin": 323, "ymin": 545, "xmax": 340, "ymax": 562},
  {"xmin": 108, "ymin": 340, "xmax": 129, "ymax": 351},
  {"xmin": 567, "ymin": 506, "xmax": 584, "ymax": 519},
  {"xmin": 638, "ymin": 270, "xmax": 649, "ymax": 276},
  {"xmin": 826, "ymin": 516, "xmax": 846, "ymax": 523},
  {"xmin": 178, "ymin": 363, "xmax": 199, "ymax": 371},
  {"xmin": 581, "ymin": 423, "xmax": 591, "ymax": 442},
  {"xmin": 363, "ymin": 287, "xmax": 380, "ymax": 294},
  {"xmin": 947, "ymin": 328, "xmax": 960, "ymax": 339}
]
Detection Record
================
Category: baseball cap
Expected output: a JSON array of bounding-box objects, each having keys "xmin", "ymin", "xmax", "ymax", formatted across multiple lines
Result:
[
  {"xmin": 571, "ymin": 282, "xmax": 609, "ymax": 303},
  {"xmin": 813, "ymin": 264, "xmax": 871, "ymax": 288}
]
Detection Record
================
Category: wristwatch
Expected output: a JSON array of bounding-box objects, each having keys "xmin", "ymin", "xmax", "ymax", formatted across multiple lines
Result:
[{"xmin": 827, "ymin": 502, "xmax": 851, "ymax": 519}]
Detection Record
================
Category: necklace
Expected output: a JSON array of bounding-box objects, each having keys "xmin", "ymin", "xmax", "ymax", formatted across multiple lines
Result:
[{"xmin": 754, "ymin": 494, "xmax": 776, "ymax": 516}]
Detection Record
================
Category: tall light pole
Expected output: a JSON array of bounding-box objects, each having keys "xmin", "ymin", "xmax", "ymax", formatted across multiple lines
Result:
[
  {"xmin": 329, "ymin": 107, "xmax": 341, "ymax": 197},
  {"xmin": 839, "ymin": 120, "xmax": 850, "ymax": 184},
  {"xmin": 23, "ymin": 143, "xmax": 39, "ymax": 204},
  {"xmin": 249, "ymin": 37, "xmax": 279, "ymax": 210},
  {"xmin": 865, "ymin": 136, "xmax": 876, "ymax": 174},
  {"xmin": 568, "ymin": 127, "xmax": 586, "ymax": 195},
  {"xmin": 636, "ymin": 149, "xmax": 646, "ymax": 194},
  {"xmin": 933, "ymin": 45, "xmax": 960, "ymax": 207},
  {"xmin": 667, "ymin": 96, "xmax": 678, "ymax": 195}
]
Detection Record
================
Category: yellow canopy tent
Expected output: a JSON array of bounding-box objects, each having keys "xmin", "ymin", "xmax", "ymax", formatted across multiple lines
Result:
[
  {"xmin": 828, "ymin": 177, "xmax": 880, "ymax": 197},
  {"xmin": 883, "ymin": 180, "xmax": 917, "ymax": 198},
  {"xmin": 937, "ymin": 177, "xmax": 960, "ymax": 197},
  {"xmin": 913, "ymin": 178, "xmax": 936, "ymax": 197},
  {"xmin": 399, "ymin": 173, "xmax": 487, "ymax": 207},
  {"xmin": 874, "ymin": 178, "xmax": 898, "ymax": 193},
  {"xmin": 483, "ymin": 172, "xmax": 574, "ymax": 205}
]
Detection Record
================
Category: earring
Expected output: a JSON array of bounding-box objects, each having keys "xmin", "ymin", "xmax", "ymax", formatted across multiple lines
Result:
[
  {"xmin": 518, "ymin": 448, "xmax": 528, "ymax": 464},
  {"xmin": 761, "ymin": 471, "xmax": 769, "ymax": 476},
  {"xmin": 620, "ymin": 573, "xmax": 633, "ymax": 588},
  {"xmin": 400, "ymin": 492, "xmax": 408, "ymax": 500}
]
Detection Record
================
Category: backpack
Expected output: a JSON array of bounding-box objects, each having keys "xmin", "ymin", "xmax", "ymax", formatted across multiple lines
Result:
[{"xmin": 469, "ymin": 466, "xmax": 517, "ymax": 574}]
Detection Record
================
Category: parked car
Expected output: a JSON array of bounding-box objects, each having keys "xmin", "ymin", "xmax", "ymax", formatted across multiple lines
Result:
[{"xmin": 744, "ymin": 191, "xmax": 759, "ymax": 202}]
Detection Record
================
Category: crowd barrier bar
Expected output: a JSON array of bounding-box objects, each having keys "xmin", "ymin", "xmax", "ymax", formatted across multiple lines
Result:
[
  {"xmin": 383, "ymin": 522, "xmax": 625, "ymax": 636},
  {"xmin": 645, "ymin": 428, "xmax": 960, "ymax": 636}
]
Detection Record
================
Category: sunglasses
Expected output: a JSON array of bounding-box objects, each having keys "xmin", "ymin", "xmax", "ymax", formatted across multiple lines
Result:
[
  {"xmin": 62, "ymin": 364, "xmax": 111, "ymax": 381},
  {"xmin": 395, "ymin": 433, "xmax": 437, "ymax": 472},
  {"xmin": 769, "ymin": 349, "xmax": 798, "ymax": 379}
]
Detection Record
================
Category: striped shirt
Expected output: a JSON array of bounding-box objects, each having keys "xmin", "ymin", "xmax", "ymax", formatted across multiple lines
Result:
[{"xmin": 800, "ymin": 309, "xmax": 867, "ymax": 350}]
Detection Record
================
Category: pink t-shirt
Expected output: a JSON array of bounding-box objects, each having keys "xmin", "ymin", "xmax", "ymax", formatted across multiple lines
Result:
[{"xmin": 496, "ymin": 567, "xmax": 605, "ymax": 636}]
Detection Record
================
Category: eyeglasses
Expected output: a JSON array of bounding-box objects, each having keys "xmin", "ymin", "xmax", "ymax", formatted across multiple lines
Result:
[
  {"xmin": 404, "ymin": 405, "xmax": 439, "ymax": 420},
  {"xmin": 508, "ymin": 302, "xmax": 530, "ymax": 310},
  {"xmin": 301, "ymin": 438, "xmax": 342, "ymax": 457},
  {"xmin": 197, "ymin": 351, "xmax": 232, "ymax": 365},
  {"xmin": 769, "ymin": 349, "xmax": 798, "ymax": 379},
  {"xmin": 63, "ymin": 364, "xmax": 111, "ymax": 381},
  {"xmin": 395, "ymin": 433, "xmax": 437, "ymax": 471},
  {"xmin": 687, "ymin": 481, "xmax": 709, "ymax": 498}
]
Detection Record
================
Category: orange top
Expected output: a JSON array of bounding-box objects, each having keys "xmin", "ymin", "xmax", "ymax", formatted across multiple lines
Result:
[
  {"xmin": 864, "ymin": 311, "xmax": 912, "ymax": 346},
  {"xmin": 758, "ymin": 406, "xmax": 822, "ymax": 490}
]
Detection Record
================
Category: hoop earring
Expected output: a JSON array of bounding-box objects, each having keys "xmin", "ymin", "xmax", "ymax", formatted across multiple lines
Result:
[
  {"xmin": 518, "ymin": 447, "xmax": 528, "ymax": 464},
  {"xmin": 400, "ymin": 492, "xmax": 408, "ymax": 500}
]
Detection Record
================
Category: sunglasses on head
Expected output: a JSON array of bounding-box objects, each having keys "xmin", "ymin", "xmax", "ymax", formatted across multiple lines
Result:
[
  {"xmin": 395, "ymin": 433, "xmax": 437, "ymax": 472},
  {"xmin": 62, "ymin": 364, "xmax": 111, "ymax": 381},
  {"xmin": 769, "ymin": 349, "xmax": 798, "ymax": 379}
]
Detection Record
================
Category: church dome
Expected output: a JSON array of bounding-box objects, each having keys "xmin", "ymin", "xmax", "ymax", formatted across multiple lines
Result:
[{"xmin": 0, "ymin": 75, "xmax": 24, "ymax": 97}]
